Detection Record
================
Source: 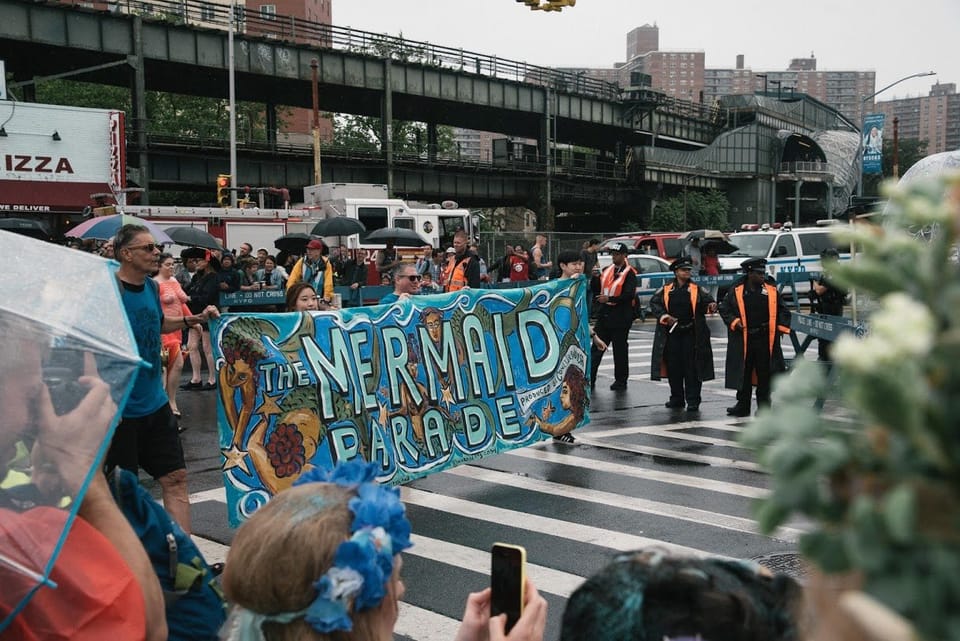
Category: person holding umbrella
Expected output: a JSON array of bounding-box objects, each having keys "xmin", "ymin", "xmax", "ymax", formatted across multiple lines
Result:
[
  {"xmin": 286, "ymin": 239, "xmax": 335, "ymax": 309},
  {"xmin": 376, "ymin": 240, "xmax": 403, "ymax": 278},
  {"xmin": 0, "ymin": 318, "xmax": 166, "ymax": 640}
]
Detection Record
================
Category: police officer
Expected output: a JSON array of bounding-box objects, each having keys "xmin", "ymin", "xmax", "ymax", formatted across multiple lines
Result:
[
  {"xmin": 719, "ymin": 258, "xmax": 791, "ymax": 417},
  {"xmin": 810, "ymin": 247, "xmax": 847, "ymax": 361},
  {"xmin": 590, "ymin": 242, "xmax": 637, "ymax": 391},
  {"xmin": 649, "ymin": 257, "xmax": 717, "ymax": 413}
]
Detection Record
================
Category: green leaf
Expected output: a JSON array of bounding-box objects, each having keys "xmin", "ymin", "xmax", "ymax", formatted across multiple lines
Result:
[
  {"xmin": 799, "ymin": 530, "xmax": 851, "ymax": 573},
  {"xmin": 882, "ymin": 483, "xmax": 915, "ymax": 544},
  {"xmin": 753, "ymin": 499, "xmax": 790, "ymax": 534}
]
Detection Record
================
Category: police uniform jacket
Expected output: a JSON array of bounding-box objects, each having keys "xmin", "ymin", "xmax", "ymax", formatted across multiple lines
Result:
[
  {"xmin": 718, "ymin": 275, "xmax": 791, "ymax": 390},
  {"xmin": 649, "ymin": 280, "xmax": 715, "ymax": 382},
  {"xmin": 596, "ymin": 263, "xmax": 638, "ymax": 329}
]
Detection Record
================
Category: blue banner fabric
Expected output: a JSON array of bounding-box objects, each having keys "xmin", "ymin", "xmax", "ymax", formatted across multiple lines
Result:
[
  {"xmin": 212, "ymin": 277, "xmax": 591, "ymax": 526},
  {"xmin": 862, "ymin": 113, "xmax": 885, "ymax": 175}
]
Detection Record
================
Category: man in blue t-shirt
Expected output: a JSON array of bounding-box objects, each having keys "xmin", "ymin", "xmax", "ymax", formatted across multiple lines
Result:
[
  {"xmin": 104, "ymin": 224, "xmax": 219, "ymax": 534},
  {"xmin": 379, "ymin": 262, "xmax": 422, "ymax": 305}
]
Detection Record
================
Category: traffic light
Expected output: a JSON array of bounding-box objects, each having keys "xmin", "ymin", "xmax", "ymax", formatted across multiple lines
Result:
[{"xmin": 216, "ymin": 174, "xmax": 231, "ymax": 207}]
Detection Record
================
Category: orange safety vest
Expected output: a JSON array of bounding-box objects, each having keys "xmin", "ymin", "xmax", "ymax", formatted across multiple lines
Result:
[
  {"xmin": 446, "ymin": 256, "xmax": 472, "ymax": 292},
  {"xmin": 660, "ymin": 282, "xmax": 699, "ymax": 323},
  {"xmin": 730, "ymin": 282, "xmax": 792, "ymax": 357},
  {"xmin": 599, "ymin": 263, "xmax": 636, "ymax": 303}
]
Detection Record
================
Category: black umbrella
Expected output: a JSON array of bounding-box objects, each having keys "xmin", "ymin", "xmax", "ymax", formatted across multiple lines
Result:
[
  {"xmin": 700, "ymin": 238, "xmax": 739, "ymax": 255},
  {"xmin": 274, "ymin": 233, "xmax": 318, "ymax": 253},
  {"xmin": 0, "ymin": 217, "xmax": 50, "ymax": 240},
  {"xmin": 310, "ymin": 216, "xmax": 366, "ymax": 237},
  {"xmin": 680, "ymin": 229, "xmax": 728, "ymax": 242},
  {"xmin": 164, "ymin": 225, "xmax": 221, "ymax": 250},
  {"xmin": 363, "ymin": 227, "xmax": 430, "ymax": 247}
]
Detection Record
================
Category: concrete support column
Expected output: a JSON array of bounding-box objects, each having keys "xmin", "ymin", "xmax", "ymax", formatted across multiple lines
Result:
[
  {"xmin": 265, "ymin": 102, "xmax": 277, "ymax": 150},
  {"xmin": 130, "ymin": 16, "xmax": 149, "ymax": 204},
  {"xmin": 794, "ymin": 180, "xmax": 804, "ymax": 226},
  {"xmin": 769, "ymin": 177, "xmax": 776, "ymax": 224},
  {"xmin": 382, "ymin": 57, "xmax": 393, "ymax": 196},
  {"xmin": 427, "ymin": 122, "xmax": 437, "ymax": 163},
  {"xmin": 540, "ymin": 87, "xmax": 554, "ymax": 231}
]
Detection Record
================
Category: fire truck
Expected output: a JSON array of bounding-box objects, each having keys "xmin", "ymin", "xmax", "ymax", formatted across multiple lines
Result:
[{"xmin": 124, "ymin": 183, "xmax": 472, "ymax": 261}]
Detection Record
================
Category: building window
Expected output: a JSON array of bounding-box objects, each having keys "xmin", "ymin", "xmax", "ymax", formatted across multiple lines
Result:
[
  {"xmin": 199, "ymin": 2, "xmax": 215, "ymax": 21},
  {"xmin": 259, "ymin": 4, "xmax": 276, "ymax": 20}
]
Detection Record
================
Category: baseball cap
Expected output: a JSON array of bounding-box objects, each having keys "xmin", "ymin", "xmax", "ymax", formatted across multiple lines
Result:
[{"xmin": 608, "ymin": 242, "xmax": 630, "ymax": 254}]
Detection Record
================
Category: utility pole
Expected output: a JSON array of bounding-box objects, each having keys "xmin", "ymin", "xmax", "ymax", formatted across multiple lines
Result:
[
  {"xmin": 310, "ymin": 59, "xmax": 322, "ymax": 185},
  {"xmin": 855, "ymin": 71, "xmax": 935, "ymax": 198},
  {"xmin": 228, "ymin": 0, "xmax": 238, "ymax": 207}
]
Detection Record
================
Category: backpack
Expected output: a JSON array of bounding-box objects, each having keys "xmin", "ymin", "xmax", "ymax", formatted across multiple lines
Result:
[{"xmin": 109, "ymin": 468, "xmax": 228, "ymax": 641}]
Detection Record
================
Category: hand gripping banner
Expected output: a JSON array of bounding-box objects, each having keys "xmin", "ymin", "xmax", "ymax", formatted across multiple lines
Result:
[{"xmin": 212, "ymin": 277, "xmax": 591, "ymax": 526}]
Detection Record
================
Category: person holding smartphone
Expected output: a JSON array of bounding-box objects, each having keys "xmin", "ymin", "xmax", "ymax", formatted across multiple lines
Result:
[{"xmin": 221, "ymin": 460, "xmax": 547, "ymax": 641}]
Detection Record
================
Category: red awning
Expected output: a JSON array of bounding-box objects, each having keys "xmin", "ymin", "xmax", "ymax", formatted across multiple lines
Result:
[{"xmin": 0, "ymin": 180, "xmax": 115, "ymax": 214}]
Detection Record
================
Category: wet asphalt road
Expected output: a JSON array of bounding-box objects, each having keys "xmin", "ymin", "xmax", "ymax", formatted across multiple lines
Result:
[{"xmin": 169, "ymin": 317, "xmax": 804, "ymax": 641}]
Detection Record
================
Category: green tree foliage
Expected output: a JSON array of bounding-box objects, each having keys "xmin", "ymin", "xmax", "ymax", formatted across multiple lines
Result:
[
  {"xmin": 34, "ymin": 79, "xmax": 271, "ymax": 142},
  {"xmin": 862, "ymin": 137, "xmax": 929, "ymax": 197},
  {"xmin": 333, "ymin": 115, "xmax": 455, "ymax": 157},
  {"xmin": 741, "ymin": 175, "xmax": 960, "ymax": 640},
  {"xmin": 649, "ymin": 189, "xmax": 730, "ymax": 232}
]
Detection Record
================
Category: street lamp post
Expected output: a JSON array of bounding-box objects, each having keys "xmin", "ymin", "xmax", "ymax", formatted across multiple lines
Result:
[
  {"xmin": 855, "ymin": 71, "xmax": 935, "ymax": 198},
  {"xmin": 228, "ymin": 0, "xmax": 238, "ymax": 207}
]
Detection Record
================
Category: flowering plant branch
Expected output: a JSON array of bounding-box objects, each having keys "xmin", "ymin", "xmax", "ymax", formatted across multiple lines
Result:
[{"xmin": 741, "ymin": 174, "xmax": 960, "ymax": 640}]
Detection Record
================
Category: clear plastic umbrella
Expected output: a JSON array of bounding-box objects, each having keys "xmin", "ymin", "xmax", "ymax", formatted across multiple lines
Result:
[{"xmin": 0, "ymin": 231, "xmax": 144, "ymax": 632}]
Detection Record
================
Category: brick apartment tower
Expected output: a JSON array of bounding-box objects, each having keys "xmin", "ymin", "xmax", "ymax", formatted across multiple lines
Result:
[
  {"xmin": 245, "ymin": 0, "xmax": 334, "ymax": 145},
  {"xmin": 876, "ymin": 83, "xmax": 960, "ymax": 155}
]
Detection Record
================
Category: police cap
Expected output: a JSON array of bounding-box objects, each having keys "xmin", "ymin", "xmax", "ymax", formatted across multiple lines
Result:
[
  {"xmin": 670, "ymin": 258, "xmax": 694, "ymax": 271},
  {"xmin": 741, "ymin": 257, "xmax": 767, "ymax": 273}
]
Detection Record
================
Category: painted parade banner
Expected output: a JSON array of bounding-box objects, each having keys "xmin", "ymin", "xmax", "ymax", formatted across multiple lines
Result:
[{"xmin": 212, "ymin": 277, "xmax": 591, "ymax": 526}]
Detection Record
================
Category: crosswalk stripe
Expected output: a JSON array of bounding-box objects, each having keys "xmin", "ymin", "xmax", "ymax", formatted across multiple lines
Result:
[
  {"xmin": 191, "ymin": 486, "xmax": 227, "ymax": 503},
  {"xmin": 582, "ymin": 425, "xmax": 750, "ymax": 450},
  {"xmin": 570, "ymin": 435, "xmax": 761, "ymax": 472},
  {"xmin": 396, "ymin": 603, "xmax": 460, "ymax": 641},
  {"xmin": 402, "ymin": 488, "xmax": 723, "ymax": 558},
  {"xmin": 191, "ymin": 535, "xmax": 228, "ymax": 564},
  {"xmin": 408, "ymin": 534, "xmax": 584, "ymax": 598},
  {"xmin": 442, "ymin": 465, "xmax": 800, "ymax": 542},
  {"xmin": 509, "ymin": 447, "xmax": 768, "ymax": 499}
]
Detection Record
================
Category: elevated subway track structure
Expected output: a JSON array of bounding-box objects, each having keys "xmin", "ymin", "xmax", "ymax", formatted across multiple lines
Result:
[{"xmin": 0, "ymin": 0, "xmax": 854, "ymax": 225}]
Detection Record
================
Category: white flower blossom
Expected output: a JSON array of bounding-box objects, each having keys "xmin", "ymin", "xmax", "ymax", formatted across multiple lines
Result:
[
  {"xmin": 832, "ymin": 293, "xmax": 935, "ymax": 373},
  {"xmin": 325, "ymin": 566, "xmax": 364, "ymax": 601}
]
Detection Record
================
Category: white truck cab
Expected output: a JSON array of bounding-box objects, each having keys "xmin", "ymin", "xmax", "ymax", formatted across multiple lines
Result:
[{"xmin": 304, "ymin": 183, "xmax": 470, "ymax": 250}]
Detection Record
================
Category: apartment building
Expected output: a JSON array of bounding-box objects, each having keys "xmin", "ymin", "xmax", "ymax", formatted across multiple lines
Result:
[{"xmin": 875, "ymin": 83, "xmax": 960, "ymax": 155}]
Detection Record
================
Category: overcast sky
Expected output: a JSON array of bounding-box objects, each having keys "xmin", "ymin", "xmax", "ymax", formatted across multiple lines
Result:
[{"xmin": 333, "ymin": 0, "xmax": 955, "ymax": 103}]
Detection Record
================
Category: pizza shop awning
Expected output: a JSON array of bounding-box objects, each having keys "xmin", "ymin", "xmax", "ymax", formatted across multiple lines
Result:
[{"xmin": 0, "ymin": 180, "xmax": 115, "ymax": 214}]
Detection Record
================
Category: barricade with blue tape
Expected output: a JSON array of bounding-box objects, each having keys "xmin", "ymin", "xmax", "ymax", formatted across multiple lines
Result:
[
  {"xmin": 634, "ymin": 273, "xmax": 741, "ymax": 320},
  {"xmin": 220, "ymin": 290, "xmax": 286, "ymax": 308}
]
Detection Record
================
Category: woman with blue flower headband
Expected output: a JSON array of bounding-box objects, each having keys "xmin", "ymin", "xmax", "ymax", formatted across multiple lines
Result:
[{"xmin": 220, "ymin": 460, "xmax": 548, "ymax": 641}]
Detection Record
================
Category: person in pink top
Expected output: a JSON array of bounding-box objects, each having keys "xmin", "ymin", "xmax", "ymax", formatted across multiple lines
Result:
[{"xmin": 154, "ymin": 253, "xmax": 191, "ymax": 421}]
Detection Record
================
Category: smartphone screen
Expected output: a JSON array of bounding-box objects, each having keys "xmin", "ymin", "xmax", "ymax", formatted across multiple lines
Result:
[{"xmin": 490, "ymin": 543, "xmax": 526, "ymax": 633}]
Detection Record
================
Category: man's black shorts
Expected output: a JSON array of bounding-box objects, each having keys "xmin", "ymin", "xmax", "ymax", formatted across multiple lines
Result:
[{"xmin": 104, "ymin": 404, "xmax": 185, "ymax": 479}]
